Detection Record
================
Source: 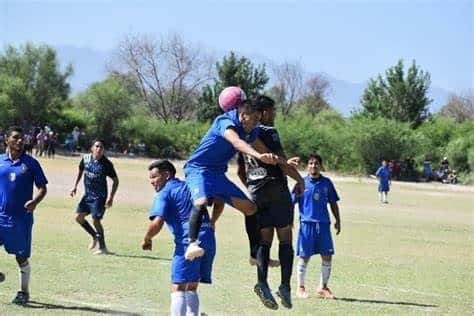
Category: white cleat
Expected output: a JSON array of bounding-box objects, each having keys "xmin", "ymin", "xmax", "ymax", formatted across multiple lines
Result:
[
  {"xmin": 296, "ymin": 287, "xmax": 309, "ymax": 299},
  {"xmin": 185, "ymin": 242, "xmax": 205, "ymax": 260},
  {"xmin": 93, "ymin": 248, "xmax": 109, "ymax": 255}
]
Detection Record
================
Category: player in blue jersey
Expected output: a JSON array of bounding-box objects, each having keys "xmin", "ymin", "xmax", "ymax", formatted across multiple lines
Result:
[
  {"xmin": 70, "ymin": 140, "xmax": 119, "ymax": 254},
  {"xmin": 237, "ymin": 95, "xmax": 304, "ymax": 310},
  {"xmin": 375, "ymin": 160, "xmax": 391, "ymax": 203},
  {"xmin": 0, "ymin": 126, "xmax": 48, "ymax": 305},
  {"xmin": 293, "ymin": 154, "xmax": 341, "ymax": 299},
  {"xmin": 142, "ymin": 160, "xmax": 216, "ymax": 316},
  {"xmin": 184, "ymin": 99, "xmax": 280, "ymax": 261}
]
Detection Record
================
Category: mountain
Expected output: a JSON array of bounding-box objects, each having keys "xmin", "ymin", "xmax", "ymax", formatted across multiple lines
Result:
[{"xmin": 55, "ymin": 45, "xmax": 453, "ymax": 115}]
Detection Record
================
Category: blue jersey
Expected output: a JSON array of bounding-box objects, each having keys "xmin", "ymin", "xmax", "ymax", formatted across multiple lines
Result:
[
  {"xmin": 149, "ymin": 178, "xmax": 212, "ymax": 246},
  {"xmin": 293, "ymin": 175, "xmax": 339, "ymax": 223},
  {"xmin": 185, "ymin": 109, "xmax": 259, "ymax": 174},
  {"xmin": 0, "ymin": 153, "xmax": 48, "ymax": 227},
  {"xmin": 80, "ymin": 154, "xmax": 117, "ymax": 200},
  {"xmin": 375, "ymin": 166, "xmax": 391, "ymax": 191}
]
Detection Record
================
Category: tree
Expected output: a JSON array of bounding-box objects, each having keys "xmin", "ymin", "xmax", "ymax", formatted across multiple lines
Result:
[
  {"xmin": 0, "ymin": 43, "xmax": 72, "ymax": 127},
  {"xmin": 360, "ymin": 59, "xmax": 432, "ymax": 128},
  {"xmin": 197, "ymin": 51, "xmax": 269, "ymax": 121},
  {"xmin": 270, "ymin": 60, "xmax": 304, "ymax": 115},
  {"xmin": 439, "ymin": 91, "xmax": 474, "ymax": 123},
  {"xmin": 74, "ymin": 77, "xmax": 133, "ymax": 145},
  {"xmin": 110, "ymin": 33, "xmax": 213, "ymax": 122},
  {"xmin": 300, "ymin": 73, "xmax": 331, "ymax": 116}
]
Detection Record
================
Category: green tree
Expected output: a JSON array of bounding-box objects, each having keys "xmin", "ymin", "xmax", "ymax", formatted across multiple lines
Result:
[
  {"xmin": 197, "ymin": 51, "xmax": 269, "ymax": 121},
  {"xmin": 360, "ymin": 59, "xmax": 432, "ymax": 128},
  {"xmin": 74, "ymin": 77, "xmax": 133, "ymax": 145},
  {"xmin": 0, "ymin": 43, "xmax": 72, "ymax": 127}
]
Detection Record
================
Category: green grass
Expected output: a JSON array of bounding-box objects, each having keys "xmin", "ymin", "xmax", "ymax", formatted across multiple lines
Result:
[{"xmin": 0, "ymin": 156, "xmax": 472, "ymax": 315}]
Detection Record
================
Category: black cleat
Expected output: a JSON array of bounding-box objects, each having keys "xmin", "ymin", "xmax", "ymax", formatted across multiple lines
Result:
[
  {"xmin": 254, "ymin": 283, "xmax": 278, "ymax": 310},
  {"xmin": 276, "ymin": 285, "xmax": 292, "ymax": 309},
  {"xmin": 0, "ymin": 272, "xmax": 5, "ymax": 283},
  {"xmin": 12, "ymin": 291, "xmax": 29, "ymax": 305}
]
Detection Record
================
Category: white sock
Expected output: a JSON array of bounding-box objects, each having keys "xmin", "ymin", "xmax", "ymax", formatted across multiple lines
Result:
[
  {"xmin": 185, "ymin": 291, "xmax": 199, "ymax": 316},
  {"xmin": 19, "ymin": 261, "xmax": 30, "ymax": 293},
  {"xmin": 383, "ymin": 192, "xmax": 388, "ymax": 203},
  {"xmin": 320, "ymin": 260, "xmax": 332, "ymax": 289},
  {"xmin": 379, "ymin": 192, "xmax": 383, "ymax": 202},
  {"xmin": 297, "ymin": 258, "xmax": 308, "ymax": 288},
  {"xmin": 170, "ymin": 291, "xmax": 186, "ymax": 316}
]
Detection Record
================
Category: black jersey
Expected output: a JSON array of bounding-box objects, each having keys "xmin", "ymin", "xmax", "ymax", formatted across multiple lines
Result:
[
  {"xmin": 241, "ymin": 125, "xmax": 287, "ymax": 193},
  {"xmin": 79, "ymin": 154, "xmax": 117, "ymax": 200}
]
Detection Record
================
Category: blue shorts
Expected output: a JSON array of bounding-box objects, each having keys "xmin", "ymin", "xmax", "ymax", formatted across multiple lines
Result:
[
  {"xmin": 172, "ymin": 227, "xmax": 216, "ymax": 284},
  {"xmin": 296, "ymin": 222, "xmax": 334, "ymax": 257},
  {"xmin": 184, "ymin": 168, "xmax": 249, "ymax": 206},
  {"xmin": 378, "ymin": 182, "xmax": 390, "ymax": 192},
  {"xmin": 0, "ymin": 222, "xmax": 33, "ymax": 258},
  {"xmin": 77, "ymin": 196, "xmax": 106, "ymax": 219}
]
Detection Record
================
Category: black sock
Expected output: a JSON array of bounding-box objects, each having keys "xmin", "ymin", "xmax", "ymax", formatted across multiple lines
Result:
[
  {"xmin": 94, "ymin": 225, "xmax": 106, "ymax": 249},
  {"xmin": 257, "ymin": 243, "xmax": 270, "ymax": 285},
  {"xmin": 80, "ymin": 221, "xmax": 97, "ymax": 238},
  {"xmin": 245, "ymin": 213, "xmax": 260, "ymax": 258},
  {"xmin": 279, "ymin": 242, "xmax": 294, "ymax": 289},
  {"xmin": 188, "ymin": 204, "xmax": 206, "ymax": 242}
]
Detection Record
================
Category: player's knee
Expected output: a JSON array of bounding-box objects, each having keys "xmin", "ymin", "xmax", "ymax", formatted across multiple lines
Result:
[
  {"xmin": 92, "ymin": 218, "xmax": 102, "ymax": 226},
  {"xmin": 321, "ymin": 255, "xmax": 332, "ymax": 263},
  {"xmin": 15, "ymin": 256, "xmax": 28, "ymax": 266},
  {"xmin": 75, "ymin": 213, "xmax": 85, "ymax": 224}
]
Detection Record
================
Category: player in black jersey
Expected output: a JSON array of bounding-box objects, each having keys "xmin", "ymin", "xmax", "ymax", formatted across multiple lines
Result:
[{"xmin": 238, "ymin": 95, "xmax": 304, "ymax": 310}]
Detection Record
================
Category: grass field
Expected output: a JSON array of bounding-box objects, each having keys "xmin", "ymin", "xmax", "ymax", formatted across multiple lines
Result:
[{"xmin": 0, "ymin": 155, "xmax": 473, "ymax": 315}]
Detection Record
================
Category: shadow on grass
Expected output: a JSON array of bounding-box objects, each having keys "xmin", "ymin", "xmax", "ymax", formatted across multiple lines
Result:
[
  {"xmin": 24, "ymin": 300, "xmax": 141, "ymax": 315},
  {"xmin": 336, "ymin": 297, "xmax": 438, "ymax": 308},
  {"xmin": 107, "ymin": 252, "xmax": 172, "ymax": 261}
]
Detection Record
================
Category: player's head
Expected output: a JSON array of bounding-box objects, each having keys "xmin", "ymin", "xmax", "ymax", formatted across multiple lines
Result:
[
  {"xmin": 382, "ymin": 160, "xmax": 387, "ymax": 167},
  {"xmin": 238, "ymin": 99, "xmax": 262, "ymax": 133},
  {"xmin": 256, "ymin": 95, "xmax": 276, "ymax": 125},
  {"xmin": 6, "ymin": 126, "xmax": 24, "ymax": 153},
  {"xmin": 307, "ymin": 153, "xmax": 323, "ymax": 178},
  {"xmin": 148, "ymin": 159, "xmax": 176, "ymax": 192},
  {"xmin": 91, "ymin": 139, "xmax": 105, "ymax": 158}
]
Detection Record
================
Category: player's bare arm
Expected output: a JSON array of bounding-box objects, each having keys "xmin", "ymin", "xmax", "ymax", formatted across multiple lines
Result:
[
  {"xmin": 70, "ymin": 168, "xmax": 84, "ymax": 197},
  {"xmin": 223, "ymin": 128, "xmax": 279, "ymax": 165},
  {"xmin": 106, "ymin": 176, "xmax": 119, "ymax": 208},
  {"xmin": 24, "ymin": 184, "xmax": 47, "ymax": 212},
  {"xmin": 142, "ymin": 216, "xmax": 165, "ymax": 250},
  {"xmin": 329, "ymin": 203, "xmax": 341, "ymax": 235}
]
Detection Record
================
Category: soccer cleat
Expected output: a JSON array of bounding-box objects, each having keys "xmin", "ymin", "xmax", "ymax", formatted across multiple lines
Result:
[
  {"xmin": 0, "ymin": 272, "xmax": 5, "ymax": 283},
  {"xmin": 276, "ymin": 285, "xmax": 292, "ymax": 309},
  {"xmin": 249, "ymin": 257, "xmax": 280, "ymax": 268},
  {"xmin": 317, "ymin": 287, "xmax": 335, "ymax": 299},
  {"xmin": 12, "ymin": 291, "xmax": 29, "ymax": 305},
  {"xmin": 296, "ymin": 286, "xmax": 309, "ymax": 299},
  {"xmin": 254, "ymin": 283, "xmax": 278, "ymax": 310},
  {"xmin": 93, "ymin": 248, "xmax": 109, "ymax": 255},
  {"xmin": 185, "ymin": 242, "xmax": 205, "ymax": 260},
  {"xmin": 89, "ymin": 238, "xmax": 98, "ymax": 250}
]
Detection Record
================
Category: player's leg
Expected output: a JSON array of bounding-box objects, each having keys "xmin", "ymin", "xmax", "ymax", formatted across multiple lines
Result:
[
  {"xmin": 253, "ymin": 227, "xmax": 278, "ymax": 309},
  {"xmin": 383, "ymin": 190, "xmax": 388, "ymax": 203},
  {"xmin": 184, "ymin": 282, "xmax": 200, "ymax": 316},
  {"xmin": 275, "ymin": 225, "xmax": 294, "ymax": 308},
  {"xmin": 171, "ymin": 246, "xmax": 201, "ymax": 315},
  {"xmin": 296, "ymin": 222, "xmax": 315, "ymax": 299},
  {"xmin": 91, "ymin": 199, "xmax": 108, "ymax": 254},
  {"xmin": 13, "ymin": 256, "xmax": 30, "ymax": 305},
  {"xmin": 317, "ymin": 223, "xmax": 335, "ymax": 299},
  {"xmin": 75, "ymin": 211, "xmax": 97, "ymax": 250},
  {"xmin": 170, "ymin": 283, "xmax": 187, "ymax": 316}
]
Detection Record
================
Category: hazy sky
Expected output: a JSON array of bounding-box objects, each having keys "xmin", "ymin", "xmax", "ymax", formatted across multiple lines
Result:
[{"xmin": 1, "ymin": 0, "xmax": 472, "ymax": 92}]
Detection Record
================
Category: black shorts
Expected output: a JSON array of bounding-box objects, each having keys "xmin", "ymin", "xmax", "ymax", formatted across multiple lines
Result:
[
  {"xmin": 77, "ymin": 196, "xmax": 106, "ymax": 219},
  {"xmin": 251, "ymin": 181, "xmax": 294, "ymax": 229}
]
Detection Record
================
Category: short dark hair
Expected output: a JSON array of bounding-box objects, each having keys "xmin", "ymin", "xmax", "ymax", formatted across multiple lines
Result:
[
  {"xmin": 308, "ymin": 153, "xmax": 323, "ymax": 165},
  {"xmin": 91, "ymin": 139, "xmax": 105, "ymax": 148},
  {"xmin": 6, "ymin": 126, "xmax": 23, "ymax": 137},
  {"xmin": 239, "ymin": 98, "xmax": 262, "ymax": 114},
  {"xmin": 256, "ymin": 95, "xmax": 275, "ymax": 110},
  {"xmin": 148, "ymin": 159, "xmax": 176, "ymax": 176}
]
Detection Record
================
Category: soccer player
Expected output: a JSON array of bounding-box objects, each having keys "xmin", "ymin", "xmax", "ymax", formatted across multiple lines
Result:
[
  {"xmin": 184, "ymin": 99, "xmax": 280, "ymax": 261},
  {"xmin": 237, "ymin": 95, "xmax": 304, "ymax": 310},
  {"xmin": 375, "ymin": 160, "xmax": 391, "ymax": 203},
  {"xmin": 294, "ymin": 154, "xmax": 341, "ymax": 299},
  {"xmin": 0, "ymin": 126, "xmax": 48, "ymax": 305},
  {"xmin": 70, "ymin": 139, "xmax": 119, "ymax": 254},
  {"xmin": 143, "ymin": 160, "xmax": 215, "ymax": 316}
]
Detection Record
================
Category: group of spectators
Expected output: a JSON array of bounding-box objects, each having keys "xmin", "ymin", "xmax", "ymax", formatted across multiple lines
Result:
[
  {"xmin": 0, "ymin": 125, "xmax": 58, "ymax": 158},
  {"xmin": 422, "ymin": 157, "xmax": 458, "ymax": 184}
]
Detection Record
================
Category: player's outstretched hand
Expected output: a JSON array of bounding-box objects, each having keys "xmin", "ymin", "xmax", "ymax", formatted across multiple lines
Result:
[
  {"xmin": 287, "ymin": 156, "xmax": 300, "ymax": 168},
  {"xmin": 70, "ymin": 187, "xmax": 77, "ymax": 197},
  {"xmin": 142, "ymin": 239, "xmax": 152, "ymax": 251},
  {"xmin": 334, "ymin": 221, "xmax": 341, "ymax": 235},
  {"xmin": 259, "ymin": 153, "xmax": 279, "ymax": 165},
  {"xmin": 24, "ymin": 200, "xmax": 38, "ymax": 213}
]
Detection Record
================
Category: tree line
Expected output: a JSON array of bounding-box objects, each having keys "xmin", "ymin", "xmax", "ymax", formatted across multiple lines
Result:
[{"xmin": 0, "ymin": 37, "xmax": 472, "ymax": 182}]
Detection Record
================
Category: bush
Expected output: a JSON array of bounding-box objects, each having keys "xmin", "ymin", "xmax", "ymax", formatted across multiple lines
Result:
[{"xmin": 445, "ymin": 134, "xmax": 474, "ymax": 173}]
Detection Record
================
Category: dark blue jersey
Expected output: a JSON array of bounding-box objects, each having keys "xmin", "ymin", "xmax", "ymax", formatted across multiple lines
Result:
[
  {"xmin": 240, "ymin": 125, "xmax": 286, "ymax": 193},
  {"xmin": 293, "ymin": 175, "xmax": 339, "ymax": 223},
  {"xmin": 185, "ymin": 109, "xmax": 259, "ymax": 174},
  {"xmin": 0, "ymin": 153, "xmax": 48, "ymax": 227},
  {"xmin": 149, "ymin": 178, "xmax": 211, "ymax": 246},
  {"xmin": 79, "ymin": 154, "xmax": 117, "ymax": 200}
]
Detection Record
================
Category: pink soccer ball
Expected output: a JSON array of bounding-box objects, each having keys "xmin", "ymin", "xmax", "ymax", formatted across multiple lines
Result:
[{"xmin": 218, "ymin": 86, "xmax": 246, "ymax": 112}]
